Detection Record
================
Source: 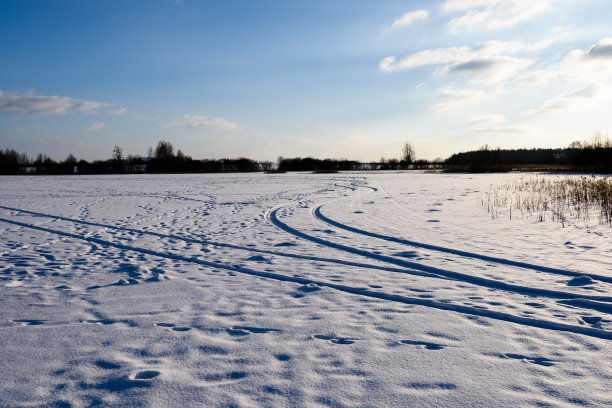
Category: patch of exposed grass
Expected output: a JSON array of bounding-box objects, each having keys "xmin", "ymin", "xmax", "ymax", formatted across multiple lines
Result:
[{"xmin": 481, "ymin": 175, "xmax": 612, "ymax": 227}]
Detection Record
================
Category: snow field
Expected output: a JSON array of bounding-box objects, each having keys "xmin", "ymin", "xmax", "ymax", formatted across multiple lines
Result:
[{"xmin": 1, "ymin": 172, "xmax": 611, "ymax": 407}]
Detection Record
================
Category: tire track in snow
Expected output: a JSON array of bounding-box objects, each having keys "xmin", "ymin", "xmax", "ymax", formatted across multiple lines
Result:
[
  {"xmin": 266, "ymin": 206, "xmax": 612, "ymax": 303},
  {"xmin": 311, "ymin": 203, "xmax": 612, "ymax": 285},
  {"xmin": 0, "ymin": 205, "xmax": 437, "ymax": 280},
  {"xmin": 2, "ymin": 215, "xmax": 612, "ymax": 341}
]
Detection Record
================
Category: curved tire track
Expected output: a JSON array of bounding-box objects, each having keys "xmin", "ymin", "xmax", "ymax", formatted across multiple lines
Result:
[
  {"xmin": 0, "ymin": 205, "xmax": 430, "ymax": 278},
  {"xmin": 2, "ymin": 215, "xmax": 612, "ymax": 341},
  {"xmin": 266, "ymin": 206, "xmax": 612, "ymax": 303},
  {"xmin": 312, "ymin": 204, "xmax": 612, "ymax": 284}
]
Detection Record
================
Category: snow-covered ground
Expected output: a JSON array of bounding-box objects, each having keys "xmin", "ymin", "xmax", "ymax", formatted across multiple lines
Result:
[{"xmin": 1, "ymin": 172, "xmax": 611, "ymax": 407}]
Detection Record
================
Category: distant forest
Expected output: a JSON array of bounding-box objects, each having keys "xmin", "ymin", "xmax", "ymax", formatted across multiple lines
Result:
[
  {"xmin": 446, "ymin": 134, "xmax": 612, "ymax": 173},
  {"xmin": 1, "ymin": 136, "xmax": 612, "ymax": 175}
]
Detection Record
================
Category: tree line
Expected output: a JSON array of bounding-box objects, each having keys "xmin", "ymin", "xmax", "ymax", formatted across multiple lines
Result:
[
  {"xmin": 2, "ymin": 136, "xmax": 612, "ymax": 175},
  {"xmin": 0, "ymin": 141, "xmax": 260, "ymax": 175},
  {"xmin": 0, "ymin": 141, "xmax": 434, "ymax": 175},
  {"xmin": 446, "ymin": 133, "xmax": 612, "ymax": 173}
]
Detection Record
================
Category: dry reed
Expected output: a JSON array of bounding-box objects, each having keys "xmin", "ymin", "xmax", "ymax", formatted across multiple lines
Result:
[{"xmin": 481, "ymin": 175, "xmax": 612, "ymax": 227}]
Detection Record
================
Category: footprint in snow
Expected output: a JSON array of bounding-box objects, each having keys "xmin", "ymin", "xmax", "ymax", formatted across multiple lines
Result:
[
  {"xmin": 244, "ymin": 255, "xmax": 270, "ymax": 262},
  {"xmin": 84, "ymin": 318, "xmax": 116, "ymax": 325},
  {"xmin": 399, "ymin": 339, "xmax": 446, "ymax": 350},
  {"xmin": 393, "ymin": 251, "xmax": 419, "ymax": 259},
  {"xmin": 313, "ymin": 334, "xmax": 356, "ymax": 345},
  {"xmin": 227, "ymin": 326, "xmax": 282, "ymax": 336},
  {"xmin": 200, "ymin": 371, "xmax": 248, "ymax": 383},
  {"xmin": 94, "ymin": 360, "xmax": 122, "ymax": 370},
  {"xmin": 567, "ymin": 275, "xmax": 595, "ymax": 286},
  {"xmin": 501, "ymin": 353, "xmax": 555, "ymax": 367},
  {"xmin": 274, "ymin": 242, "xmax": 297, "ymax": 247},
  {"xmin": 154, "ymin": 322, "xmax": 192, "ymax": 332},
  {"xmin": 11, "ymin": 319, "xmax": 44, "ymax": 326},
  {"xmin": 298, "ymin": 283, "xmax": 321, "ymax": 293},
  {"xmin": 581, "ymin": 316, "xmax": 603, "ymax": 326},
  {"xmin": 275, "ymin": 353, "xmax": 292, "ymax": 361},
  {"xmin": 132, "ymin": 370, "xmax": 161, "ymax": 380}
]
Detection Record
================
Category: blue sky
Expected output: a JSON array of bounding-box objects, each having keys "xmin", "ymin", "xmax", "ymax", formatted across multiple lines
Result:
[{"xmin": 1, "ymin": 0, "xmax": 612, "ymax": 161}]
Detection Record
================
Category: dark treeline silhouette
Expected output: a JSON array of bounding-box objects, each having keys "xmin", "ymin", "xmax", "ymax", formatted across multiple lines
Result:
[
  {"xmin": 278, "ymin": 157, "xmax": 361, "ymax": 172},
  {"xmin": 446, "ymin": 138, "xmax": 612, "ymax": 173},
  {"xmin": 145, "ymin": 141, "xmax": 259, "ymax": 173},
  {"xmin": 0, "ymin": 141, "xmax": 260, "ymax": 175},
  {"xmin": 3, "ymin": 135, "xmax": 612, "ymax": 175}
]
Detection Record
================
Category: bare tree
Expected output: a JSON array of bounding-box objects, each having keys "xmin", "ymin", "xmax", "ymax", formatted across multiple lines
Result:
[
  {"xmin": 154, "ymin": 140, "xmax": 174, "ymax": 160},
  {"xmin": 261, "ymin": 161, "xmax": 273, "ymax": 173},
  {"xmin": 112, "ymin": 145, "xmax": 123, "ymax": 162},
  {"xmin": 402, "ymin": 142, "xmax": 416, "ymax": 164}
]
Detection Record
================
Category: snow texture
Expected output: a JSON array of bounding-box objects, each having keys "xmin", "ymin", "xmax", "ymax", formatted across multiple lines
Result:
[{"xmin": 1, "ymin": 172, "xmax": 611, "ymax": 407}]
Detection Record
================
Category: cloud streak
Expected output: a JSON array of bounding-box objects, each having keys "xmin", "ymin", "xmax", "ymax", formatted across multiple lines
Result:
[
  {"xmin": 107, "ymin": 107, "xmax": 127, "ymax": 115},
  {"xmin": 380, "ymin": 39, "xmax": 550, "ymax": 71},
  {"xmin": 0, "ymin": 90, "xmax": 107, "ymax": 115},
  {"xmin": 387, "ymin": 10, "xmax": 429, "ymax": 31},
  {"xmin": 380, "ymin": 40, "xmax": 548, "ymax": 85},
  {"xmin": 157, "ymin": 115, "xmax": 240, "ymax": 130},
  {"xmin": 523, "ymin": 83, "xmax": 603, "ymax": 115},
  {"xmin": 86, "ymin": 122, "xmax": 106, "ymax": 131},
  {"xmin": 442, "ymin": 0, "xmax": 555, "ymax": 33}
]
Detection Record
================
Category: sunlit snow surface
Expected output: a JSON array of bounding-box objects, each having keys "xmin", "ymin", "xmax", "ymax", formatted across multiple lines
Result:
[{"xmin": 1, "ymin": 172, "xmax": 612, "ymax": 407}]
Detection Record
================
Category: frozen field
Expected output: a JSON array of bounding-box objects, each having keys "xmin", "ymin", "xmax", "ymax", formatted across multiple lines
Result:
[{"xmin": 1, "ymin": 172, "xmax": 612, "ymax": 407}]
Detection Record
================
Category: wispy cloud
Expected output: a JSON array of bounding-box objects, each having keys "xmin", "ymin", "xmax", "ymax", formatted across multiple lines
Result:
[
  {"xmin": 380, "ymin": 39, "xmax": 551, "ymax": 71},
  {"xmin": 586, "ymin": 37, "xmax": 612, "ymax": 58},
  {"xmin": 86, "ymin": 122, "xmax": 106, "ymax": 131},
  {"xmin": 442, "ymin": 0, "xmax": 555, "ymax": 33},
  {"xmin": 158, "ymin": 115, "xmax": 240, "ymax": 130},
  {"xmin": 107, "ymin": 107, "xmax": 128, "ymax": 115},
  {"xmin": 387, "ymin": 10, "xmax": 429, "ymax": 31},
  {"xmin": 438, "ymin": 56, "xmax": 533, "ymax": 84},
  {"xmin": 559, "ymin": 38, "xmax": 612, "ymax": 82},
  {"xmin": 0, "ymin": 90, "xmax": 107, "ymax": 115},
  {"xmin": 380, "ymin": 39, "xmax": 548, "ymax": 85},
  {"xmin": 523, "ymin": 83, "xmax": 603, "ymax": 115},
  {"xmin": 431, "ymin": 87, "xmax": 488, "ymax": 111},
  {"xmin": 515, "ymin": 69, "xmax": 557, "ymax": 86},
  {"xmin": 468, "ymin": 114, "xmax": 521, "ymax": 133},
  {"xmin": 515, "ymin": 38, "xmax": 612, "ymax": 87},
  {"xmin": 469, "ymin": 114, "xmax": 505, "ymax": 125}
]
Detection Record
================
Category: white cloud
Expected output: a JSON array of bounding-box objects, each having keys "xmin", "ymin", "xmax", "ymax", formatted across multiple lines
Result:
[
  {"xmin": 12, "ymin": 127, "xmax": 25, "ymax": 133},
  {"xmin": 522, "ymin": 83, "xmax": 603, "ymax": 115},
  {"xmin": 107, "ymin": 107, "xmax": 127, "ymax": 115},
  {"xmin": 380, "ymin": 39, "xmax": 551, "ymax": 72},
  {"xmin": 86, "ymin": 122, "xmax": 106, "ymax": 131},
  {"xmin": 468, "ymin": 114, "xmax": 522, "ymax": 133},
  {"xmin": 442, "ymin": 0, "xmax": 555, "ymax": 33},
  {"xmin": 438, "ymin": 56, "xmax": 533, "ymax": 84},
  {"xmin": 380, "ymin": 40, "xmax": 546, "ymax": 85},
  {"xmin": 558, "ymin": 38, "xmax": 612, "ymax": 83},
  {"xmin": 470, "ymin": 126, "xmax": 523, "ymax": 134},
  {"xmin": 469, "ymin": 114, "xmax": 505, "ymax": 124},
  {"xmin": 157, "ymin": 115, "xmax": 240, "ymax": 130},
  {"xmin": 515, "ymin": 69, "xmax": 558, "ymax": 86},
  {"xmin": 586, "ymin": 37, "xmax": 612, "ymax": 58},
  {"xmin": 431, "ymin": 88, "xmax": 488, "ymax": 111},
  {"xmin": 387, "ymin": 10, "xmax": 429, "ymax": 31},
  {"xmin": 514, "ymin": 38, "xmax": 612, "ymax": 88},
  {"xmin": 0, "ymin": 90, "xmax": 107, "ymax": 115}
]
